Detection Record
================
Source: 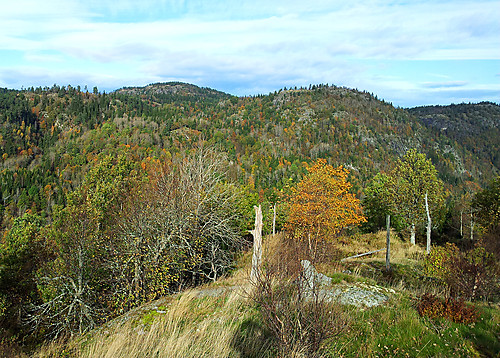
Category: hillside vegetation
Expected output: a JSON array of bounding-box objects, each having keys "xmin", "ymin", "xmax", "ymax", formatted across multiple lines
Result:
[
  {"xmin": 410, "ymin": 102, "xmax": 500, "ymax": 172},
  {"xmin": 0, "ymin": 83, "xmax": 499, "ymax": 356},
  {"xmin": 31, "ymin": 233, "xmax": 500, "ymax": 358}
]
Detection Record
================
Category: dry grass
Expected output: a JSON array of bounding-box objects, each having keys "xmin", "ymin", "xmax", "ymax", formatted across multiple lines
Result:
[
  {"xmin": 335, "ymin": 230, "xmax": 426, "ymax": 264},
  {"xmin": 33, "ymin": 289, "xmax": 265, "ymax": 358},
  {"xmin": 83, "ymin": 292, "xmax": 237, "ymax": 358}
]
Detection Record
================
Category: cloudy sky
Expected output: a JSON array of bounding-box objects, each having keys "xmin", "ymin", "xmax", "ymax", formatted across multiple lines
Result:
[{"xmin": 1, "ymin": 0, "xmax": 499, "ymax": 107}]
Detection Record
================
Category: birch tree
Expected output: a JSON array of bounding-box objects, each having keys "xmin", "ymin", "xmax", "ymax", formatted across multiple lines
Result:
[
  {"xmin": 363, "ymin": 173, "xmax": 403, "ymax": 232},
  {"xmin": 30, "ymin": 155, "xmax": 143, "ymax": 337},
  {"xmin": 391, "ymin": 149, "xmax": 444, "ymax": 249},
  {"xmin": 363, "ymin": 173, "xmax": 399, "ymax": 270},
  {"xmin": 30, "ymin": 204, "xmax": 105, "ymax": 338}
]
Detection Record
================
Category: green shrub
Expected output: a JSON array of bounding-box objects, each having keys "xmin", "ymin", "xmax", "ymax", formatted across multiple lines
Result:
[
  {"xmin": 423, "ymin": 243, "xmax": 459, "ymax": 281},
  {"xmin": 424, "ymin": 242, "xmax": 499, "ymax": 300}
]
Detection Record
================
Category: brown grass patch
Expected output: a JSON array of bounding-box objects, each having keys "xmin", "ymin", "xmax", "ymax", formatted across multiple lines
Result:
[{"xmin": 34, "ymin": 289, "xmax": 268, "ymax": 358}]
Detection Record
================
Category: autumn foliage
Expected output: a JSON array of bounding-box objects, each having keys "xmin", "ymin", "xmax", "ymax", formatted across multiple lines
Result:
[
  {"xmin": 285, "ymin": 159, "xmax": 366, "ymax": 258},
  {"xmin": 423, "ymin": 242, "xmax": 499, "ymax": 301},
  {"xmin": 416, "ymin": 293, "xmax": 477, "ymax": 324}
]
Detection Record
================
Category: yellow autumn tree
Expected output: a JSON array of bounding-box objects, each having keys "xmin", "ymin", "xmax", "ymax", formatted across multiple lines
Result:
[{"xmin": 285, "ymin": 159, "xmax": 366, "ymax": 259}]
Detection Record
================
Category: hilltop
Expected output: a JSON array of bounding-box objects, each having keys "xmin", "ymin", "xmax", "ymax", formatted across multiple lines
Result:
[
  {"xmin": 115, "ymin": 82, "xmax": 232, "ymax": 104},
  {"xmin": 1, "ymin": 82, "xmax": 498, "ymax": 237},
  {"xmin": 0, "ymin": 83, "xmax": 498, "ymax": 243},
  {"xmin": 1, "ymin": 83, "xmax": 497, "ymax": 196}
]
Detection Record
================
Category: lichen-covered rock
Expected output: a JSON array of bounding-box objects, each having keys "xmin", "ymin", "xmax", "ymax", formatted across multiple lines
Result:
[
  {"xmin": 300, "ymin": 260, "xmax": 391, "ymax": 308},
  {"xmin": 336, "ymin": 286, "xmax": 389, "ymax": 308},
  {"xmin": 301, "ymin": 259, "xmax": 332, "ymax": 289}
]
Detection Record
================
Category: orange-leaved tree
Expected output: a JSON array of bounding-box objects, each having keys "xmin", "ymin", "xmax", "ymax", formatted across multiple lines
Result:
[{"xmin": 285, "ymin": 159, "xmax": 366, "ymax": 260}]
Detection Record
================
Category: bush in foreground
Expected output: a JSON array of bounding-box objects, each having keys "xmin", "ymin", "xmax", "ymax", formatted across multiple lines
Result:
[
  {"xmin": 251, "ymin": 234, "xmax": 350, "ymax": 357},
  {"xmin": 416, "ymin": 293, "xmax": 478, "ymax": 324},
  {"xmin": 424, "ymin": 242, "xmax": 499, "ymax": 301}
]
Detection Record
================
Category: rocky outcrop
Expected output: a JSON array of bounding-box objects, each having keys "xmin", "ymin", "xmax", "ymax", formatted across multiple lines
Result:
[{"xmin": 300, "ymin": 260, "xmax": 392, "ymax": 308}]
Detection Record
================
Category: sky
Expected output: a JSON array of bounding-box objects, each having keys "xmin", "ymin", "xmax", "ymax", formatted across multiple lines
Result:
[{"xmin": 0, "ymin": 0, "xmax": 499, "ymax": 107}]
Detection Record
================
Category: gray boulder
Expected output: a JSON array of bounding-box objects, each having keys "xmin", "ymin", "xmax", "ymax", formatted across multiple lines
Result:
[
  {"xmin": 300, "ymin": 260, "xmax": 391, "ymax": 308},
  {"xmin": 300, "ymin": 259, "xmax": 332, "ymax": 290}
]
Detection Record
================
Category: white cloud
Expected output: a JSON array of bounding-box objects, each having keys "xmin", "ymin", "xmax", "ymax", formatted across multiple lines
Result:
[
  {"xmin": 3, "ymin": 0, "xmax": 498, "ymax": 60},
  {"xmin": 0, "ymin": 0, "xmax": 499, "ymax": 106},
  {"xmin": 421, "ymin": 81, "xmax": 468, "ymax": 89}
]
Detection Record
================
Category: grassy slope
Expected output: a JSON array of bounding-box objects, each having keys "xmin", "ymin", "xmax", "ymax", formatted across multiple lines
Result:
[{"xmin": 31, "ymin": 234, "xmax": 499, "ymax": 358}]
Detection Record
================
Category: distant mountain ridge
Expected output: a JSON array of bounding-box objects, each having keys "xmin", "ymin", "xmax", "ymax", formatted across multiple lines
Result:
[
  {"xmin": 409, "ymin": 102, "xmax": 500, "ymax": 173},
  {"xmin": 0, "ymin": 81, "xmax": 499, "ymax": 225}
]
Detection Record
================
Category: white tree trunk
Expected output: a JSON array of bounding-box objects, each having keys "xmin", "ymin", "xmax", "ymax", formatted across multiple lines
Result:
[
  {"xmin": 460, "ymin": 210, "xmax": 463, "ymax": 238},
  {"xmin": 250, "ymin": 205, "xmax": 263, "ymax": 282},
  {"xmin": 425, "ymin": 192, "xmax": 431, "ymax": 254},
  {"xmin": 470, "ymin": 209, "xmax": 474, "ymax": 241},
  {"xmin": 77, "ymin": 245, "xmax": 83, "ymax": 296},
  {"xmin": 410, "ymin": 223, "xmax": 416, "ymax": 245}
]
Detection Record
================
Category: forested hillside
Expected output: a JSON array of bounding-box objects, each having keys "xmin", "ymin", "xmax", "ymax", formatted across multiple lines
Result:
[
  {"xmin": 0, "ymin": 82, "xmax": 499, "ymax": 354},
  {"xmin": 410, "ymin": 102, "xmax": 500, "ymax": 175},
  {"xmin": 1, "ymin": 83, "xmax": 497, "ymax": 223}
]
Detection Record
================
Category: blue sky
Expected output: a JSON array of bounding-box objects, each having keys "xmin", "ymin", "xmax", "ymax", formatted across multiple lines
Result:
[{"xmin": 1, "ymin": 0, "xmax": 499, "ymax": 107}]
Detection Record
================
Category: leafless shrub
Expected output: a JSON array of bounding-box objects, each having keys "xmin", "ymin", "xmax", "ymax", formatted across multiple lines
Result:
[
  {"xmin": 111, "ymin": 146, "xmax": 245, "ymax": 310},
  {"xmin": 29, "ymin": 146, "xmax": 246, "ymax": 338},
  {"xmin": 446, "ymin": 246, "xmax": 499, "ymax": 301},
  {"xmin": 251, "ymin": 233, "xmax": 349, "ymax": 356}
]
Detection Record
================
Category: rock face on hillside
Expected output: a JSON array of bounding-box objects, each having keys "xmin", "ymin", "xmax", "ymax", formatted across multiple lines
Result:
[
  {"xmin": 115, "ymin": 82, "xmax": 231, "ymax": 103},
  {"xmin": 409, "ymin": 102, "xmax": 500, "ymax": 171},
  {"xmin": 300, "ymin": 260, "xmax": 392, "ymax": 308}
]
